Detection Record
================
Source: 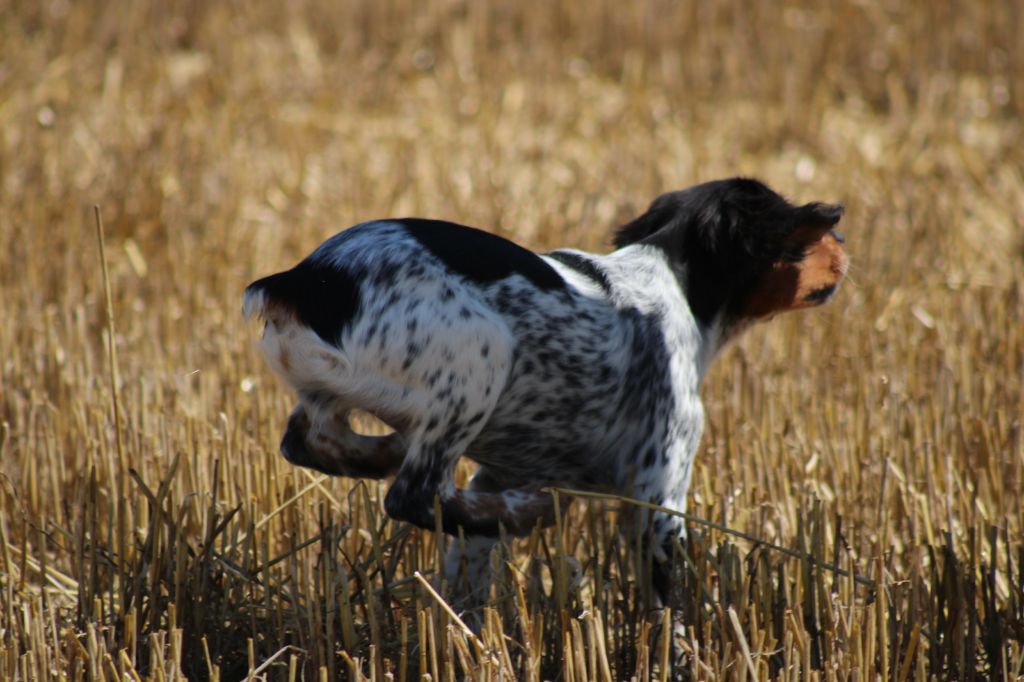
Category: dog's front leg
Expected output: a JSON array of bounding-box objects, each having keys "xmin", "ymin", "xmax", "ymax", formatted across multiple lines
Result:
[
  {"xmin": 444, "ymin": 532, "xmax": 499, "ymax": 629},
  {"xmin": 441, "ymin": 467, "xmax": 522, "ymax": 622}
]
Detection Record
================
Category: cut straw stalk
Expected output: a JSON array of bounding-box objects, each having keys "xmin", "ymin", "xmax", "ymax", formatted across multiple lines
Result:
[{"xmin": 547, "ymin": 487, "xmax": 875, "ymax": 587}]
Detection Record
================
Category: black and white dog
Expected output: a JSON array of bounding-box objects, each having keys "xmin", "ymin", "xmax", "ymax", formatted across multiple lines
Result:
[{"xmin": 243, "ymin": 178, "xmax": 847, "ymax": 609}]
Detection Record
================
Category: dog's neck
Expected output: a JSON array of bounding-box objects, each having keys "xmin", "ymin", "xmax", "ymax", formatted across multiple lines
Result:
[
  {"xmin": 631, "ymin": 237, "xmax": 755, "ymax": 378},
  {"xmin": 694, "ymin": 309, "xmax": 758, "ymax": 382},
  {"xmin": 605, "ymin": 243, "xmax": 741, "ymax": 386}
]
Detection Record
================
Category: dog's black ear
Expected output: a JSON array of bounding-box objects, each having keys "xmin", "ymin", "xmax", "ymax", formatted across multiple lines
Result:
[
  {"xmin": 798, "ymin": 202, "xmax": 844, "ymax": 227},
  {"xmin": 613, "ymin": 203, "xmax": 679, "ymax": 248},
  {"xmin": 614, "ymin": 190, "xmax": 704, "ymax": 248}
]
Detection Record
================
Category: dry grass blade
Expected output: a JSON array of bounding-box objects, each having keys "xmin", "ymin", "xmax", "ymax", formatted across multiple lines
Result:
[{"xmin": 412, "ymin": 571, "xmax": 496, "ymax": 666}]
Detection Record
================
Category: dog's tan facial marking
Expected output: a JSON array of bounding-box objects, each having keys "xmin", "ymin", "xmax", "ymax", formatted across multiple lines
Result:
[{"xmin": 744, "ymin": 229, "xmax": 848, "ymax": 319}]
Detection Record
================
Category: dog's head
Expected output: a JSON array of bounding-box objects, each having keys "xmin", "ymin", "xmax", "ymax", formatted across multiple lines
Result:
[{"xmin": 615, "ymin": 178, "xmax": 848, "ymax": 333}]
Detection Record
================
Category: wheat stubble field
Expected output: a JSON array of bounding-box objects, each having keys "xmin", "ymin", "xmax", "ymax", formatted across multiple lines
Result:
[{"xmin": 1, "ymin": 1, "xmax": 1023, "ymax": 680}]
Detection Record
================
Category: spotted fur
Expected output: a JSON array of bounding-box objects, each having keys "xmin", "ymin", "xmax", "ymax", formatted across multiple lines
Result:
[{"xmin": 243, "ymin": 177, "xmax": 848, "ymax": 613}]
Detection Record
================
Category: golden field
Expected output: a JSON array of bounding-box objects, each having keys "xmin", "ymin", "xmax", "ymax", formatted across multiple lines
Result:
[{"xmin": 1, "ymin": 1, "xmax": 1022, "ymax": 679}]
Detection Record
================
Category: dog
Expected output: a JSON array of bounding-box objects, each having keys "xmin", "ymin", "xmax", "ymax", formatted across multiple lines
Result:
[{"xmin": 242, "ymin": 177, "xmax": 848, "ymax": 611}]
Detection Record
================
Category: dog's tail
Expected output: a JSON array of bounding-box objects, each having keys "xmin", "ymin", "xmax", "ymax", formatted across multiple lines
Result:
[
  {"xmin": 242, "ymin": 271, "xmax": 291, "ymax": 322},
  {"xmin": 242, "ymin": 261, "xmax": 361, "ymax": 347}
]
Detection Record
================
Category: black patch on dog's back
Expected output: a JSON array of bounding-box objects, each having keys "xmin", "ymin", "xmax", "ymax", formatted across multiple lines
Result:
[
  {"xmin": 246, "ymin": 259, "xmax": 361, "ymax": 346},
  {"xmin": 399, "ymin": 219, "xmax": 565, "ymax": 291},
  {"xmin": 547, "ymin": 251, "xmax": 613, "ymax": 295}
]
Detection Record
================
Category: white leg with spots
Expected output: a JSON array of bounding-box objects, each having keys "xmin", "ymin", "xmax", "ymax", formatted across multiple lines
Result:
[{"xmin": 444, "ymin": 533, "xmax": 499, "ymax": 623}]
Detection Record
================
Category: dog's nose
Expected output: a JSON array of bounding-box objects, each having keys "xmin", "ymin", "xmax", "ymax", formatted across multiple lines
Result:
[{"xmin": 831, "ymin": 230, "xmax": 846, "ymax": 244}]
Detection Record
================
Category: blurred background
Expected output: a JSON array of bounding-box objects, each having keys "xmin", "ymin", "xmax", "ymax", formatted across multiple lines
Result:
[{"xmin": 1, "ymin": 1, "xmax": 1022, "ymax": 679}]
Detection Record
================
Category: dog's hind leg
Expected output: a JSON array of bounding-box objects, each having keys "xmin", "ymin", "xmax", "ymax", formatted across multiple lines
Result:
[
  {"xmin": 280, "ymin": 403, "xmax": 406, "ymax": 478},
  {"xmin": 385, "ymin": 443, "xmax": 569, "ymax": 538},
  {"xmin": 383, "ymin": 418, "xmax": 571, "ymax": 539}
]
